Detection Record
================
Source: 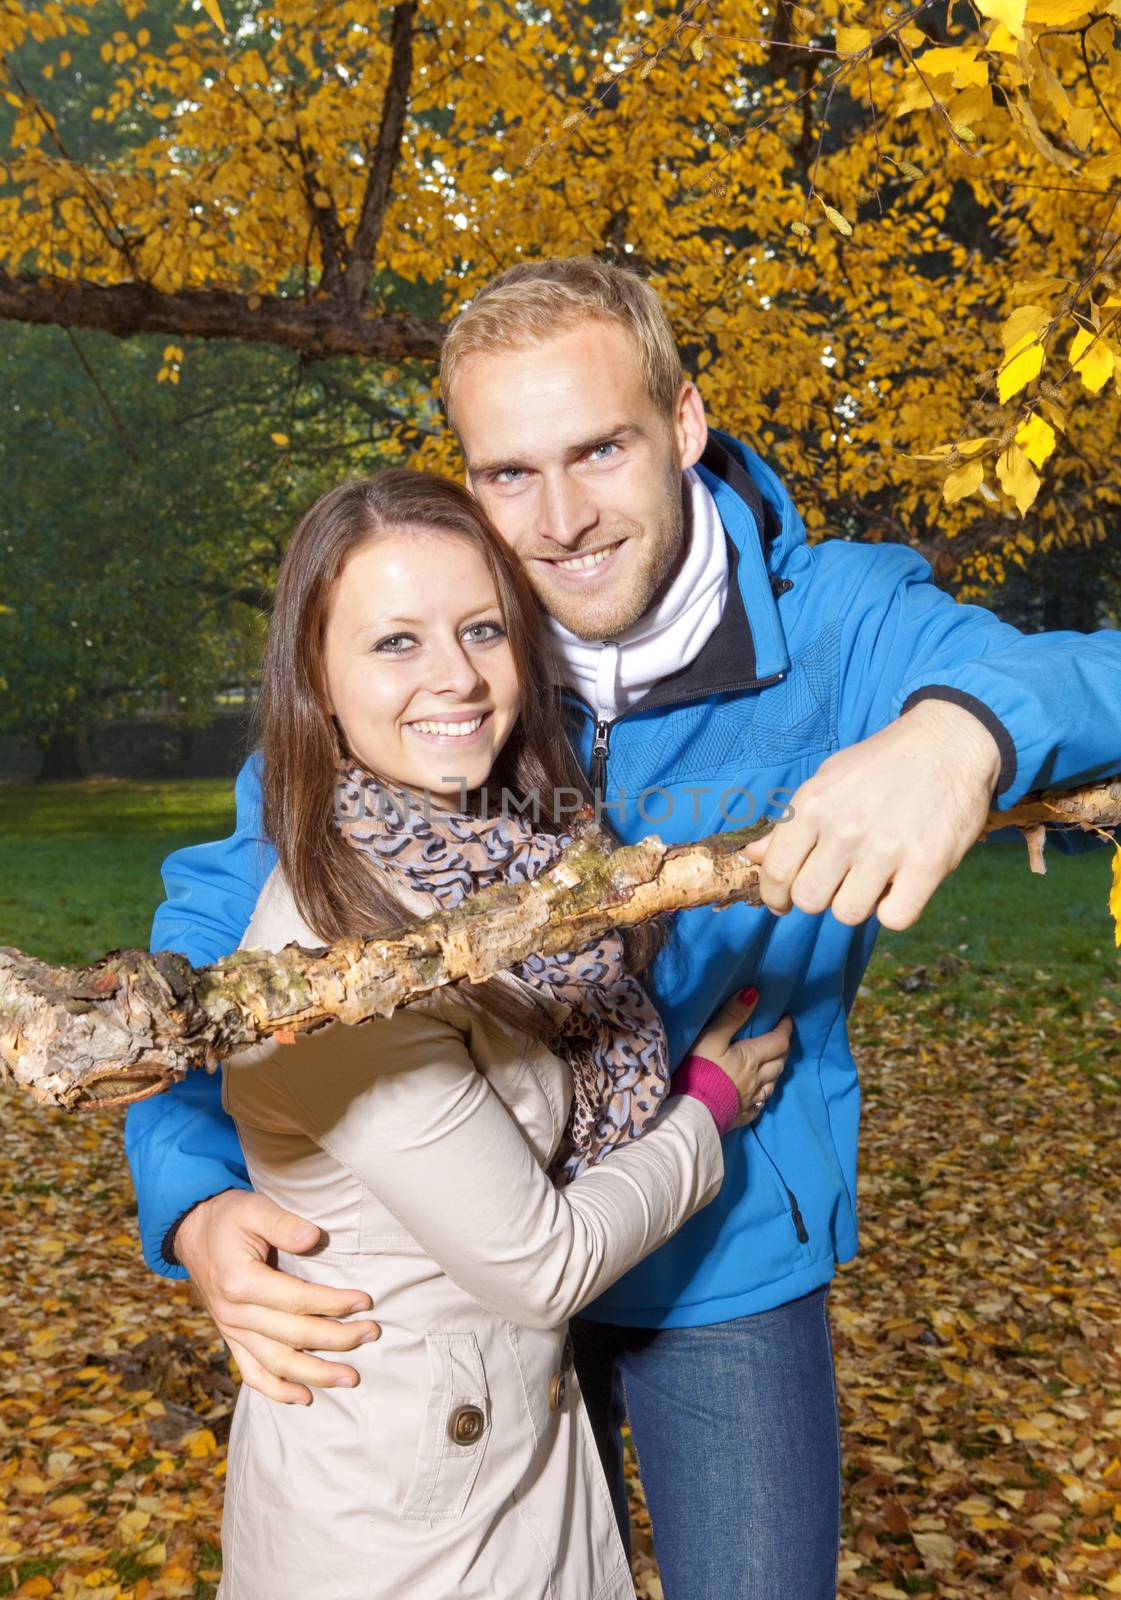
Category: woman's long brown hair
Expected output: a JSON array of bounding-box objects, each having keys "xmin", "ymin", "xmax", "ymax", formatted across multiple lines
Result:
[{"xmin": 254, "ymin": 468, "xmax": 663, "ymax": 1045}]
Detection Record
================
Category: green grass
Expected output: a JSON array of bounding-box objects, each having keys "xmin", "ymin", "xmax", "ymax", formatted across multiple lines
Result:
[
  {"xmin": 0, "ymin": 781, "xmax": 1116, "ymax": 1016},
  {"xmin": 866, "ymin": 837, "xmax": 1119, "ymax": 1025},
  {"xmin": 0, "ymin": 778, "xmax": 236, "ymax": 964}
]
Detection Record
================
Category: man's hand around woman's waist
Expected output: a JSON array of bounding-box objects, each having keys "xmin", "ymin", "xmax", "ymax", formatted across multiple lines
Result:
[{"xmin": 174, "ymin": 1190, "xmax": 382, "ymax": 1406}]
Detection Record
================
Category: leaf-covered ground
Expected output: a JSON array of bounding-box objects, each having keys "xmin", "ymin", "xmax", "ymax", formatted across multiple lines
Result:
[
  {"xmin": 0, "ymin": 783, "xmax": 1118, "ymax": 1597},
  {"xmin": 1, "ymin": 980, "xmax": 1116, "ymax": 1599}
]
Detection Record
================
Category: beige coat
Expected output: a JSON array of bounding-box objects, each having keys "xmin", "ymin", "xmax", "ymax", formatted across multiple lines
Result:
[{"xmin": 218, "ymin": 869, "xmax": 724, "ymax": 1600}]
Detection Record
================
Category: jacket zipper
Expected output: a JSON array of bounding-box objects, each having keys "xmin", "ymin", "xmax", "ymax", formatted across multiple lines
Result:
[
  {"xmin": 750, "ymin": 1126, "xmax": 809, "ymax": 1244},
  {"xmin": 572, "ymin": 669, "xmax": 787, "ymax": 802},
  {"xmin": 589, "ymin": 720, "xmax": 611, "ymax": 796}
]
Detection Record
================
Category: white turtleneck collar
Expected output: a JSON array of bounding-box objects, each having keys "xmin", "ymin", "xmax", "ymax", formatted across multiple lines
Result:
[{"xmin": 544, "ymin": 467, "xmax": 729, "ymax": 721}]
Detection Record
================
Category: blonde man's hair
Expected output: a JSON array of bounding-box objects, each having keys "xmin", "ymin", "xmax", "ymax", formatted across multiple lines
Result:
[{"xmin": 440, "ymin": 257, "xmax": 684, "ymax": 426}]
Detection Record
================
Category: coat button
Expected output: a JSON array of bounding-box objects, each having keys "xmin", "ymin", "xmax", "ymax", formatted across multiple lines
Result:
[
  {"xmin": 548, "ymin": 1372, "xmax": 567, "ymax": 1411},
  {"xmin": 448, "ymin": 1404, "xmax": 485, "ymax": 1445},
  {"xmin": 561, "ymin": 1333, "xmax": 575, "ymax": 1372}
]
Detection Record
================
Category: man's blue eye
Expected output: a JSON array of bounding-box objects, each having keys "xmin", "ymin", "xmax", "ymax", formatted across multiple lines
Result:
[
  {"xmin": 590, "ymin": 442, "xmax": 618, "ymax": 460},
  {"xmin": 494, "ymin": 468, "xmax": 525, "ymax": 484}
]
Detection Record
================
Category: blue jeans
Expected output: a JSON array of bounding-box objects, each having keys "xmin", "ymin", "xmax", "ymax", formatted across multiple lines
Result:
[{"xmin": 571, "ymin": 1287, "xmax": 841, "ymax": 1600}]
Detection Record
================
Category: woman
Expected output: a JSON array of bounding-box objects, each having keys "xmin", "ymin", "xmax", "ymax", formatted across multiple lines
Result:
[{"xmin": 219, "ymin": 470, "xmax": 792, "ymax": 1600}]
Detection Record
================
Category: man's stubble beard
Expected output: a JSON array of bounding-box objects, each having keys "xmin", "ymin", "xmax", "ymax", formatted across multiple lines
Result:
[{"xmin": 527, "ymin": 460, "xmax": 689, "ymax": 643}]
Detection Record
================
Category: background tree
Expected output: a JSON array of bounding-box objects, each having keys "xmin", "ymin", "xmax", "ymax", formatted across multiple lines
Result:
[
  {"xmin": 0, "ymin": 0, "xmax": 1118, "ymax": 759},
  {"xmin": 0, "ymin": 319, "xmax": 433, "ymax": 765}
]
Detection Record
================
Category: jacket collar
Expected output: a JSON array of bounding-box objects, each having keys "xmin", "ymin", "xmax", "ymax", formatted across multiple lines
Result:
[{"xmin": 693, "ymin": 430, "xmax": 795, "ymax": 687}]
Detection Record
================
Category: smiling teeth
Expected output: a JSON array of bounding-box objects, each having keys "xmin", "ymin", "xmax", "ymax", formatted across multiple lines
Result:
[
  {"xmin": 410, "ymin": 716, "xmax": 485, "ymax": 737},
  {"xmin": 555, "ymin": 546, "xmax": 617, "ymax": 572}
]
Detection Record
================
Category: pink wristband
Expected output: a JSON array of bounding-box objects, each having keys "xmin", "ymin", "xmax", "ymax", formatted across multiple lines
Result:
[{"xmin": 672, "ymin": 1054, "xmax": 740, "ymax": 1136}]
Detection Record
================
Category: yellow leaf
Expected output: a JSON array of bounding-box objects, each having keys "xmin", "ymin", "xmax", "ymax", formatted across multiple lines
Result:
[
  {"xmin": 49, "ymin": 1493, "xmax": 86, "ymax": 1516},
  {"xmin": 894, "ymin": 74, "xmax": 933, "ymax": 117},
  {"xmin": 943, "ymin": 460, "xmax": 984, "ymax": 503},
  {"xmin": 977, "ymin": 0, "xmax": 1026, "ymax": 35},
  {"xmin": 912, "ymin": 1530, "xmax": 957, "ymax": 1569},
  {"xmin": 184, "ymin": 1427, "xmax": 218, "ymax": 1457},
  {"xmin": 822, "ymin": 204, "xmax": 853, "ymax": 236},
  {"xmin": 1069, "ymin": 325, "xmax": 1116, "ymax": 393},
  {"xmin": 1068, "ymin": 106, "xmax": 1094, "ymax": 146},
  {"xmin": 1038, "ymin": 57, "xmax": 1075, "ymax": 126},
  {"xmin": 1015, "ymin": 412, "xmax": 1056, "ymax": 467},
  {"xmin": 162, "ymin": 344, "xmax": 178, "ymax": 361},
  {"xmin": 918, "ymin": 47, "xmax": 988, "ymax": 88},
  {"xmin": 1002, "ymin": 303, "xmax": 1049, "ymax": 352},
  {"xmin": 996, "ymin": 441, "xmax": 1041, "ymax": 516},
  {"xmin": 835, "ymin": 26, "xmax": 873, "ymax": 54},
  {"xmin": 951, "ymin": 83, "xmax": 994, "ymax": 124},
  {"xmin": 987, "ymin": 22, "xmax": 1021, "ymax": 51},
  {"xmin": 1109, "ymin": 846, "xmax": 1121, "ymax": 948},
  {"xmin": 997, "ymin": 335, "xmax": 1045, "ymax": 402},
  {"xmin": 690, "ymin": 36, "xmax": 705, "ymax": 61},
  {"xmin": 270, "ymin": 431, "xmax": 290, "ymax": 447},
  {"xmin": 198, "ymin": 0, "xmax": 226, "ymax": 28},
  {"xmin": 790, "ymin": 220, "xmax": 810, "ymax": 237},
  {"xmin": 100, "ymin": 40, "xmax": 113, "ymax": 62},
  {"xmin": 1025, "ymin": 0, "xmax": 1092, "ymax": 19},
  {"xmin": 1009, "ymin": 92, "xmax": 1079, "ymax": 171},
  {"xmin": 312, "ymin": 189, "xmax": 332, "ymax": 208}
]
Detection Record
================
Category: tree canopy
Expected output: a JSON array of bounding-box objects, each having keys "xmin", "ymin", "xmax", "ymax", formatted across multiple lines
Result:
[{"xmin": 0, "ymin": 0, "xmax": 1118, "ymax": 598}]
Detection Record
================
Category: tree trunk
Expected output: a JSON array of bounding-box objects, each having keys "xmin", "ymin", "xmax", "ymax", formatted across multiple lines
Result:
[{"xmin": 38, "ymin": 729, "xmax": 92, "ymax": 782}]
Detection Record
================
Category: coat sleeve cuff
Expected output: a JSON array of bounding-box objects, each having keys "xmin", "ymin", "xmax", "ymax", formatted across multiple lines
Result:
[{"xmin": 898, "ymin": 685, "xmax": 1018, "ymax": 799}]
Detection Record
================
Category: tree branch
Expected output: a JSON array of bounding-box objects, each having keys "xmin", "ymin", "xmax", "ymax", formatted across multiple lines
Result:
[
  {"xmin": 0, "ymin": 272, "xmax": 445, "ymax": 362},
  {"xmin": 346, "ymin": 1, "xmax": 416, "ymax": 305},
  {"xmin": 2, "ymin": 780, "xmax": 1118, "ymax": 1112},
  {"xmin": 289, "ymin": 128, "xmax": 348, "ymax": 296}
]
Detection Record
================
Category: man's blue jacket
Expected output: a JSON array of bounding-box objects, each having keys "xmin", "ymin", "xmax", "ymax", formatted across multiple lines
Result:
[{"xmin": 126, "ymin": 432, "xmax": 1121, "ymax": 1328}]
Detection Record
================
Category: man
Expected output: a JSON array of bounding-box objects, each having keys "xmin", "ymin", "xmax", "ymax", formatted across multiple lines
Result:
[{"xmin": 127, "ymin": 258, "xmax": 1121, "ymax": 1599}]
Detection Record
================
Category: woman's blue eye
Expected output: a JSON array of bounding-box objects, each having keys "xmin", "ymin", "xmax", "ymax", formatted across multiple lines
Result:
[{"xmin": 463, "ymin": 620, "xmax": 506, "ymax": 643}]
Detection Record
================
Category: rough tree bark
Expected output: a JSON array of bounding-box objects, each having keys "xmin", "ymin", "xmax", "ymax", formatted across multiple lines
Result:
[
  {"xmin": 0, "ymin": 3, "xmax": 440, "ymax": 364},
  {"xmin": 1, "ymin": 782, "xmax": 1118, "ymax": 1113},
  {"xmin": 0, "ymin": 273, "xmax": 444, "ymax": 363}
]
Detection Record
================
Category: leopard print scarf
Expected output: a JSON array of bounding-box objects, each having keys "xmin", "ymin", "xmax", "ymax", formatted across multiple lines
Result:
[{"xmin": 334, "ymin": 761, "xmax": 669, "ymax": 1184}]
